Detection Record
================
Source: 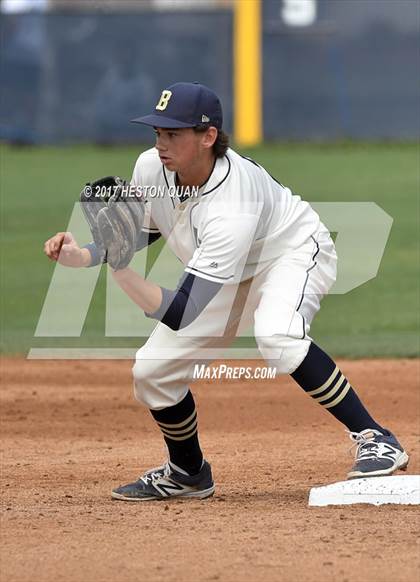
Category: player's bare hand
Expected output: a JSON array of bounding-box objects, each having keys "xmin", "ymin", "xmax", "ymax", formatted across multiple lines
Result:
[
  {"xmin": 44, "ymin": 232, "xmax": 91, "ymax": 268},
  {"xmin": 44, "ymin": 231, "xmax": 66, "ymax": 260}
]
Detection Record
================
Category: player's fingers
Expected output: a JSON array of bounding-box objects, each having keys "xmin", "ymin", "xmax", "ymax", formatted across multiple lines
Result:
[
  {"xmin": 44, "ymin": 233, "xmax": 65, "ymax": 260},
  {"xmin": 52, "ymin": 232, "xmax": 66, "ymax": 252},
  {"xmin": 63, "ymin": 231, "xmax": 75, "ymax": 245},
  {"xmin": 49, "ymin": 234, "xmax": 65, "ymax": 257},
  {"xmin": 44, "ymin": 239, "xmax": 57, "ymax": 259},
  {"xmin": 48, "ymin": 248, "xmax": 59, "ymax": 261}
]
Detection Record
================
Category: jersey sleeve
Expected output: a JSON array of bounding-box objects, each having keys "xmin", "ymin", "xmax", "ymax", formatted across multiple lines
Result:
[
  {"xmin": 145, "ymin": 271, "xmax": 222, "ymax": 330},
  {"xmin": 184, "ymin": 212, "xmax": 261, "ymax": 284}
]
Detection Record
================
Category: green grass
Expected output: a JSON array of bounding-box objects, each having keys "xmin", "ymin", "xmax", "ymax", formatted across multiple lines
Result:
[{"xmin": 1, "ymin": 142, "xmax": 419, "ymax": 357}]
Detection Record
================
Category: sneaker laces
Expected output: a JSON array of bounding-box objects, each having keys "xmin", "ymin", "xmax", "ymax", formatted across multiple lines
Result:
[
  {"xmin": 348, "ymin": 429, "xmax": 383, "ymax": 461},
  {"xmin": 140, "ymin": 462, "xmax": 171, "ymax": 485}
]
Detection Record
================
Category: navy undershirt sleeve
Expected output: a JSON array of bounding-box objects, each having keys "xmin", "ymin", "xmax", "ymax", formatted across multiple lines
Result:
[
  {"xmin": 83, "ymin": 231, "xmax": 161, "ymax": 266},
  {"xmin": 146, "ymin": 272, "xmax": 222, "ymax": 331}
]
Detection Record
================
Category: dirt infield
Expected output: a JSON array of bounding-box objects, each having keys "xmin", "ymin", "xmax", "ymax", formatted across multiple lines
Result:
[{"xmin": 1, "ymin": 358, "xmax": 419, "ymax": 582}]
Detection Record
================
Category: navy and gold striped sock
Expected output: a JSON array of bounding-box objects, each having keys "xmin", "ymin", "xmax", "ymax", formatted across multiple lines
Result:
[
  {"xmin": 150, "ymin": 390, "xmax": 203, "ymax": 475},
  {"xmin": 291, "ymin": 342, "xmax": 385, "ymax": 434}
]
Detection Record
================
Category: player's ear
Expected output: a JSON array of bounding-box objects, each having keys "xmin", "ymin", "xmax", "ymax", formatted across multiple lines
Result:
[{"xmin": 201, "ymin": 127, "xmax": 218, "ymax": 150}]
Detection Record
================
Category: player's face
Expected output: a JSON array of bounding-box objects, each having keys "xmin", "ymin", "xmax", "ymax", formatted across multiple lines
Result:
[{"xmin": 154, "ymin": 128, "xmax": 207, "ymax": 173}]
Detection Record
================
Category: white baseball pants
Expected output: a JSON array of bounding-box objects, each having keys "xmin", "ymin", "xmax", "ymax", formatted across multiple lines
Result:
[{"xmin": 133, "ymin": 230, "xmax": 337, "ymax": 409}]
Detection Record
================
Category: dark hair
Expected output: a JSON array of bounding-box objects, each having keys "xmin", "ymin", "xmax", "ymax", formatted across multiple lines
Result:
[{"xmin": 194, "ymin": 126, "xmax": 229, "ymax": 158}]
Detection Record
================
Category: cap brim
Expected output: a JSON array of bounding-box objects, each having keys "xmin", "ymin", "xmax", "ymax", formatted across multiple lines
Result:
[{"xmin": 131, "ymin": 114, "xmax": 196, "ymax": 128}]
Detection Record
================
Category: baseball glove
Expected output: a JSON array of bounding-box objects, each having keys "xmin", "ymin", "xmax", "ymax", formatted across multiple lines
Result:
[{"xmin": 80, "ymin": 176, "xmax": 145, "ymax": 270}]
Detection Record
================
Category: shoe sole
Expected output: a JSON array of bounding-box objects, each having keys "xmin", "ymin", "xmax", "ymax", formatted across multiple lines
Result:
[
  {"xmin": 347, "ymin": 451, "xmax": 409, "ymax": 480},
  {"xmin": 111, "ymin": 485, "xmax": 215, "ymax": 502}
]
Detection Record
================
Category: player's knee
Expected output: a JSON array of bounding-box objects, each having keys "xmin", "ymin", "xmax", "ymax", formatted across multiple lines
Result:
[
  {"xmin": 132, "ymin": 358, "xmax": 160, "ymax": 408},
  {"xmin": 256, "ymin": 334, "xmax": 310, "ymax": 375},
  {"xmin": 132, "ymin": 356, "xmax": 188, "ymax": 410}
]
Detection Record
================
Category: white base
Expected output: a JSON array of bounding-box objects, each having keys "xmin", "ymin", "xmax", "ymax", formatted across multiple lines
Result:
[{"xmin": 308, "ymin": 475, "xmax": 420, "ymax": 507}]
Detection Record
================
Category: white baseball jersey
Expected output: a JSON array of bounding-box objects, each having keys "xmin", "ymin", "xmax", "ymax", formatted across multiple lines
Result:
[{"xmin": 131, "ymin": 147, "xmax": 323, "ymax": 285}]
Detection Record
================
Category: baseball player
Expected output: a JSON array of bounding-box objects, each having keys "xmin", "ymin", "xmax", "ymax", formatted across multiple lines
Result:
[{"xmin": 44, "ymin": 82, "xmax": 409, "ymax": 501}]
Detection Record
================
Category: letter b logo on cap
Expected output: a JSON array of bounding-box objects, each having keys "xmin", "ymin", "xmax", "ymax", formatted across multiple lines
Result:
[{"xmin": 156, "ymin": 90, "xmax": 172, "ymax": 111}]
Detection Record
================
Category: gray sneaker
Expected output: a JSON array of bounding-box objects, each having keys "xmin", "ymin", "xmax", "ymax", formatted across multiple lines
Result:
[
  {"xmin": 347, "ymin": 429, "xmax": 409, "ymax": 480},
  {"xmin": 111, "ymin": 460, "xmax": 215, "ymax": 501}
]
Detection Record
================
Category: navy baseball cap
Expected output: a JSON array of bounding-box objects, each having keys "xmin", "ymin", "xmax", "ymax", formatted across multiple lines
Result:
[{"xmin": 132, "ymin": 82, "xmax": 223, "ymax": 129}]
